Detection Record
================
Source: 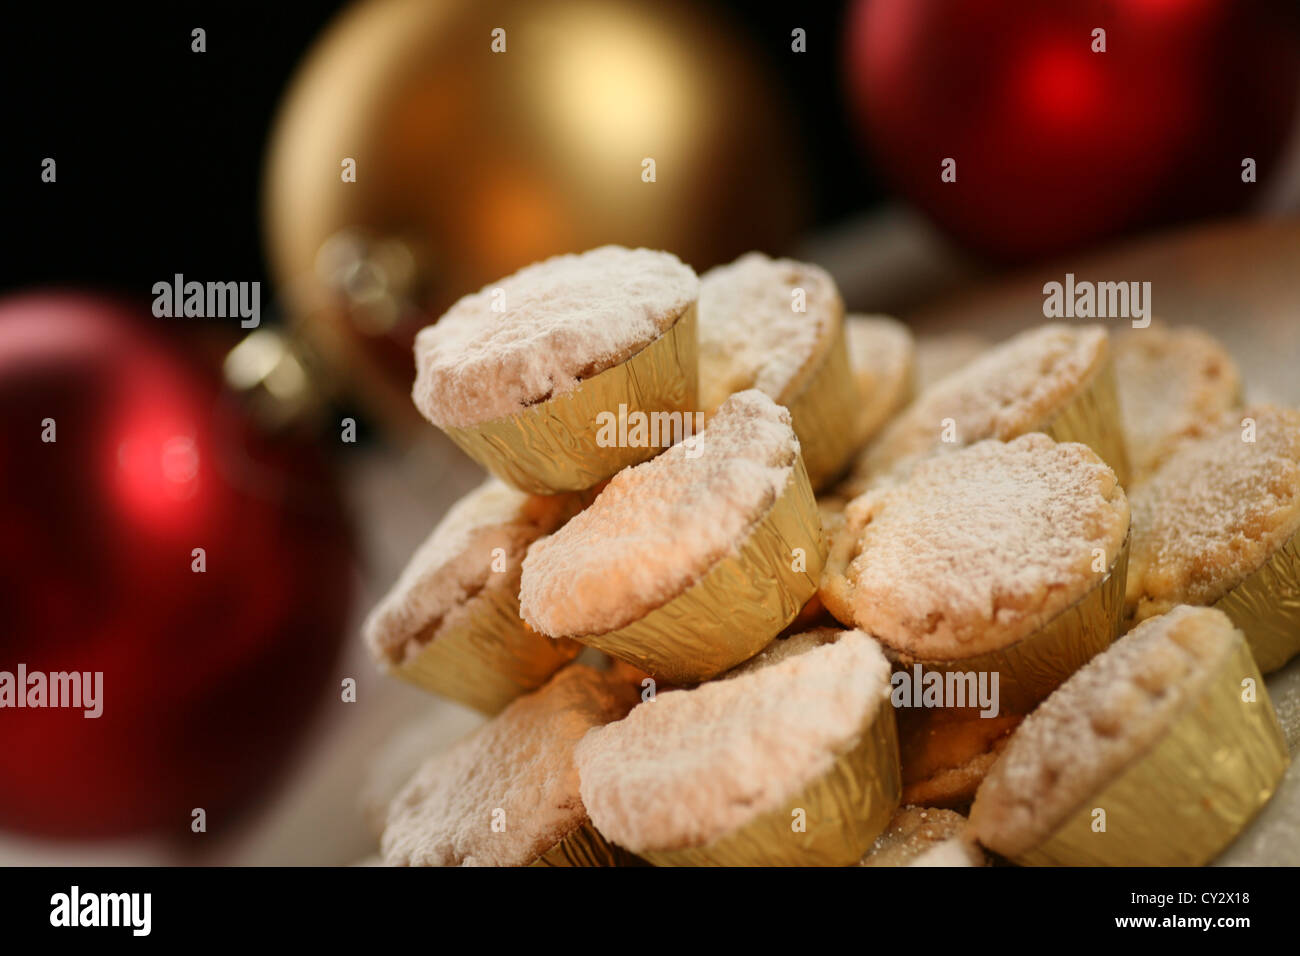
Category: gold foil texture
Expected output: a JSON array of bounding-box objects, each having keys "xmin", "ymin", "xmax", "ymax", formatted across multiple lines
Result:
[
  {"xmin": 785, "ymin": 318, "xmax": 860, "ymax": 492},
  {"xmin": 391, "ymin": 579, "xmax": 581, "ymax": 715},
  {"xmin": 640, "ymin": 704, "xmax": 901, "ymax": 866},
  {"xmin": 533, "ymin": 819, "xmax": 645, "ymax": 867},
  {"xmin": 1015, "ymin": 637, "xmax": 1289, "ymax": 866},
  {"xmin": 568, "ymin": 454, "xmax": 827, "ymax": 684},
  {"xmin": 1213, "ymin": 529, "xmax": 1300, "ymax": 674},
  {"xmin": 442, "ymin": 304, "xmax": 699, "ymax": 494},
  {"xmin": 1040, "ymin": 357, "xmax": 1131, "ymax": 487},
  {"xmin": 891, "ymin": 535, "xmax": 1130, "ymax": 715}
]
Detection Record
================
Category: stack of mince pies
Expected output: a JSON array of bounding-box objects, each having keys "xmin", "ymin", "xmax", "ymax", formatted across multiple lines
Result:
[{"xmin": 363, "ymin": 245, "xmax": 1299, "ymax": 867}]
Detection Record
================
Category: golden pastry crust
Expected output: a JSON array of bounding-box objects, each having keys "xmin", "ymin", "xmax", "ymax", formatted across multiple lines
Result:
[
  {"xmin": 722, "ymin": 626, "xmax": 842, "ymax": 677},
  {"xmin": 844, "ymin": 314, "xmax": 915, "ymax": 444},
  {"xmin": 363, "ymin": 479, "xmax": 578, "ymax": 667},
  {"xmin": 1114, "ymin": 322, "xmax": 1241, "ymax": 482},
  {"xmin": 697, "ymin": 252, "xmax": 843, "ymax": 415},
  {"xmin": 969, "ymin": 606, "xmax": 1239, "ymax": 859},
  {"xmin": 859, "ymin": 807, "xmax": 985, "ymax": 866},
  {"xmin": 1126, "ymin": 404, "xmax": 1300, "ymax": 624},
  {"xmin": 381, "ymin": 665, "xmax": 639, "ymax": 866},
  {"xmin": 519, "ymin": 390, "xmax": 797, "ymax": 639},
  {"xmin": 821, "ymin": 434, "xmax": 1129, "ymax": 659},
  {"xmin": 412, "ymin": 246, "xmax": 697, "ymax": 429},
  {"xmin": 898, "ymin": 706, "xmax": 1024, "ymax": 808},
  {"xmin": 847, "ymin": 324, "xmax": 1108, "ymax": 491},
  {"xmin": 574, "ymin": 630, "xmax": 891, "ymax": 854}
]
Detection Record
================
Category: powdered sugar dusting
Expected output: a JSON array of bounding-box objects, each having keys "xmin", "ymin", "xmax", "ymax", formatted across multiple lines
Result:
[
  {"xmin": 698, "ymin": 253, "xmax": 842, "ymax": 414},
  {"xmin": 520, "ymin": 389, "xmax": 797, "ymax": 638},
  {"xmin": 1114, "ymin": 323, "xmax": 1241, "ymax": 481},
  {"xmin": 858, "ymin": 324, "xmax": 1108, "ymax": 482},
  {"xmin": 363, "ymin": 479, "xmax": 575, "ymax": 665},
  {"xmin": 412, "ymin": 246, "xmax": 698, "ymax": 428},
  {"xmin": 723, "ymin": 627, "xmax": 843, "ymax": 678},
  {"xmin": 1269, "ymin": 675, "xmax": 1300, "ymax": 750},
  {"xmin": 823, "ymin": 434, "xmax": 1129, "ymax": 658},
  {"xmin": 1127, "ymin": 404, "xmax": 1300, "ymax": 622},
  {"xmin": 381, "ymin": 665, "xmax": 638, "ymax": 866},
  {"xmin": 908, "ymin": 836, "xmax": 987, "ymax": 867},
  {"xmin": 575, "ymin": 630, "xmax": 891, "ymax": 853},
  {"xmin": 970, "ymin": 606, "xmax": 1237, "ymax": 858},
  {"xmin": 860, "ymin": 807, "xmax": 982, "ymax": 866}
]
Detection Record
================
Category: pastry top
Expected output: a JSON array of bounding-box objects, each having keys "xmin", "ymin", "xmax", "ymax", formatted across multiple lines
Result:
[
  {"xmin": 697, "ymin": 252, "xmax": 843, "ymax": 414},
  {"xmin": 914, "ymin": 332, "xmax": 989, "ymax": 392},
  {"xmin": 1114, "ymin": 322, "xmax": 1241, "ymax": 481},
  {"xmin": 722, "ymin": 627, "xmax": 843, "ymax": 677},
  {"xmin": 969, "ymin": 606, "xmax": 1239, "ymax": 859},
  {"xmin": 520, "ymin": 389, "xmax": 798, "ymax": 638},
  {"xmin": 1126, "ymin": 403, "xmax": 1300, "ymax": 622},
  {"xmin": 363, "ymin": 479, "xmax": 576, "ymax": 666},
  {"xmin": 845, "ymin": 314, "xmax": 915, "ymax": 442},
  {"xmin": 822, "ymin": 434, "xmax": 1129, "ymax": 659},
  {"xmin": 412, "ymin": 246, "xmax": 698, "ymax": 428},
  {"xmin": 381, "ymin": 665, "xmax": 638, "ymax": 866},
  {"xmin": 575, "ymin": 629, "xmax": 892, "ymax": 853},
  {"xmin": 855, "ymin": 324, "xmax": 1108, "ymax": 484},
  {"xmin": 859, "ymin": 807, "xmax": 984, "ymax": 867}
]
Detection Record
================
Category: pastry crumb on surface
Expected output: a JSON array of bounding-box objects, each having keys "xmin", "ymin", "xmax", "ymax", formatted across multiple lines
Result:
[{"xmin": 860, "ymin": 806, "xmax": 985, "ymax": 867}]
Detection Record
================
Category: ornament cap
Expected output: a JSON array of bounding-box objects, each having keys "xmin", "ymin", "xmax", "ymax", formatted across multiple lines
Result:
[{"xmin": 223, "ymin": 327, "xmax": 328, "ymax": 432}]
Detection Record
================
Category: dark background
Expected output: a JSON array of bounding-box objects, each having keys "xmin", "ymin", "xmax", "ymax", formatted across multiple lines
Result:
[{"xmin": 0, "ymin": 1, "xmax": 879, "ymax": 299}]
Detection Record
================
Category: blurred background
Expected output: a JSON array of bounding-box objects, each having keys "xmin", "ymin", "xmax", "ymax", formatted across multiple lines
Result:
[{"xmin": 1, "ymin": 0, "xmax": 1299, "ymax": 864}]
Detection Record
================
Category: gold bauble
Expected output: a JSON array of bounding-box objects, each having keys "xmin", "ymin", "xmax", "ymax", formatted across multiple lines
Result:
[{"xmin": 263, "ymin": 0, "xmax": 807, "ymax": 433}]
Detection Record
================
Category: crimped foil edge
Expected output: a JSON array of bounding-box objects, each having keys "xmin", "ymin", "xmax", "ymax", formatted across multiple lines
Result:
[
  {"xmin": 784, "ymin": 316, "xmax": 860, "ymax": 492},
  {"xmin": 442, "ymin": 303, "xmax": 699, "ymax": 494},
  {"xmin": 391, "ymin": 581, "xmax": 580, "ymax": 714},
  {"xmin": 1213, "ymin": 528, "xmax": 1300, "ymax": 674},
  {"xmin": 569, "ymin": 454, "xmax": 826, "ymax": 683},
  {"xmin": 533, "ymin": 818, "xmax": 646, "ymax": 867},
  {"xmin": 640, "ymin": 703, "xmax": 901, "ymax": 867},
  {"xmin": 1013, "ymin": 638, "xmax": 1289, "ymax": 866},
  {"xmin": 891, "ymin": 533, "xmax": 1130, "ymax": 714},
  {"xmin": 1040, "ymin": 356, "xmax": 1131, "ymax": 487}
]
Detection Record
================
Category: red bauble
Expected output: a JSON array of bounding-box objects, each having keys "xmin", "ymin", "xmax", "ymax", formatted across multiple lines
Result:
[
  {"xmin": 846, "ymin": 0, "xmax": 1300, "ymax": 260},
  {"xmin": 0, "ymin": 294, "xmax": 353, "ymax": 839}
]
